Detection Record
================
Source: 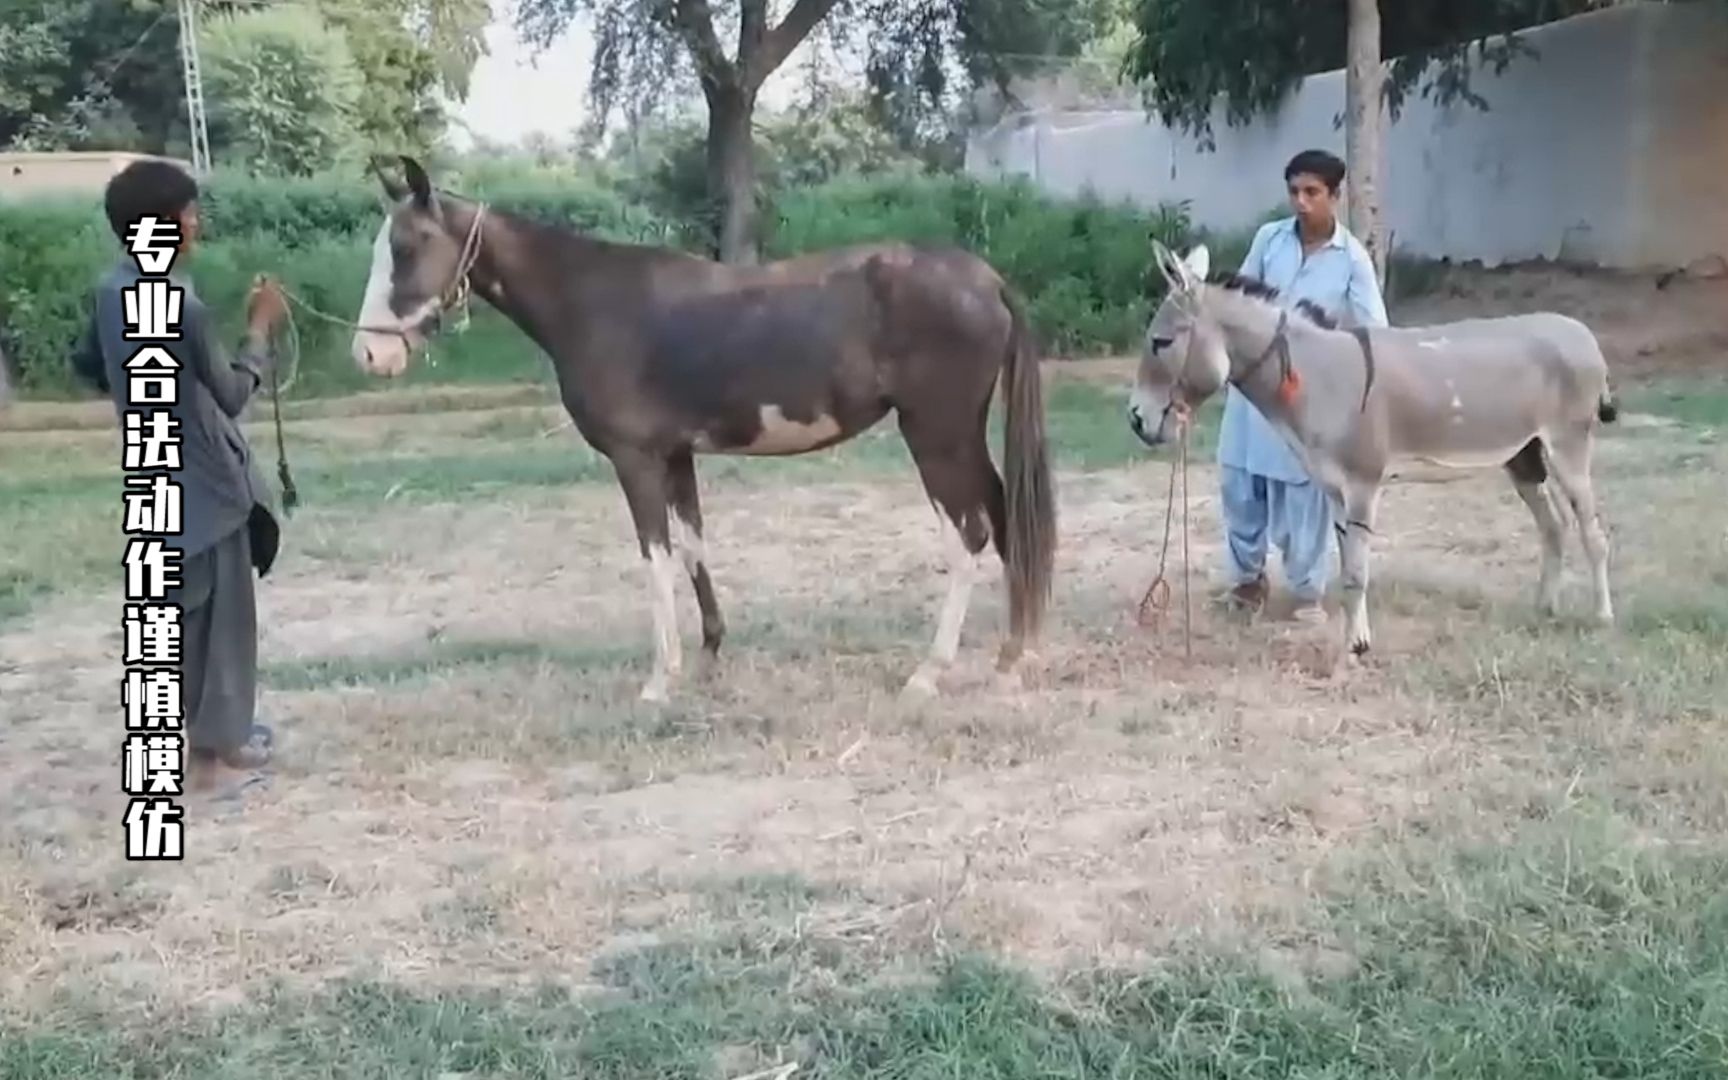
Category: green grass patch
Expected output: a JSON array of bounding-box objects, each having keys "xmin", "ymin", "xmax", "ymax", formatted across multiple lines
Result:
[
  {"xmin": 1620, "ymin": 377, "xmax": 1728, "ymax": 430},
  {"xmin": 6, "ymin": 812, "xmax": 1727, "ymax": 1078}
]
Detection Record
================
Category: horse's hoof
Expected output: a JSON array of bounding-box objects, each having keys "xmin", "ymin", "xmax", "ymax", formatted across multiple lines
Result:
[{"xmin": 899, "ymin": 669, "xmax": 941, "ymax": 703}]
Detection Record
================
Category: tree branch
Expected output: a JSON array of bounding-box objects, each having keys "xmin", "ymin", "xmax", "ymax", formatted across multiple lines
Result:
[
  {"xmin": 738, "ymin": 0, "xmax": 768, "ymax": 79},
  {"xmin": 672, "ymin": 0, "xmax": 737, "ymax": 93},
  {"xmin": 751, "ymin": 0, "xmax": 839, "ymax": 88}
]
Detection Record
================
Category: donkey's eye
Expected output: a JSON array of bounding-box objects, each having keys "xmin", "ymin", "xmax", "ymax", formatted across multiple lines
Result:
[{"xmin": 1150, "ymin": 336, "xmax": 1173, "ymax": 354}]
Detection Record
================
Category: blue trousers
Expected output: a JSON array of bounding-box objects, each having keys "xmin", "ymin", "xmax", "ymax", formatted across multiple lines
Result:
[{"xmin": 1219, "ymin": 465, "xmax": 1335, "ymax": 602}]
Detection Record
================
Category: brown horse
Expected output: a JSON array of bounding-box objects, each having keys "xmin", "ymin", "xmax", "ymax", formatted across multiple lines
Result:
[{"xmin": 349, "ymin": 156, "xmax": 1055, "ymax": 703}]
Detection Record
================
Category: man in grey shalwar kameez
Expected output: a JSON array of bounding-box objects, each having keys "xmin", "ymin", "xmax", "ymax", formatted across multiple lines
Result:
[{"xmin": 72, "ymin": 159, "xmax": 289, "ymax": 795}]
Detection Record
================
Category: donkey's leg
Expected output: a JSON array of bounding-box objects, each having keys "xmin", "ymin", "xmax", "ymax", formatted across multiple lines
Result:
[
  {"xmin": 1544, "ymin": 433, "xmax": 1614, "ymax": 625},
  {"xmin": 1505, "ymin": 438, "xmax": 1566, "ymax": 616},
  {"xmin": 667, "ymin": 448, "xmax": 725, "ymax": 661},
  {"xmin": 612, "ymin": 452, "xmax": 683, "ymax": 702},
  {"xmin": 900, "ymin": 424, "xmax": 994, "ymax": 700},
  {"xmin": 1337, "ymin": 483, "xmax": 1383, "ymax": 657}
]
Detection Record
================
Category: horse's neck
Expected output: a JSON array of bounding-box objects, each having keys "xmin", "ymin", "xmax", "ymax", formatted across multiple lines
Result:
[{"xmin": 460, "ymin": 207, "xmax": 604, "ymax": 358}]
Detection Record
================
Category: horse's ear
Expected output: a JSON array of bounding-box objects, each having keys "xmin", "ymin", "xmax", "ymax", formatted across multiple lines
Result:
[
  {"xmin": 1182, "ymin": 244, "xmax": 1211, "ymax": 283},
  {"xmin": 370, "ymin": 155, "xmax": 406, "ymax": 201},
  {"xmin": 400, "ymin": 154, "xmax": 433, "ymax": 208}
]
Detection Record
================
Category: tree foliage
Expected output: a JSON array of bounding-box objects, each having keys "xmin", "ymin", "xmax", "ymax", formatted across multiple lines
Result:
[
  {"xmin": 1121, "ymin": 0, "xmax": 1621, "ymax": 146},
  {"xmin": 512, "ymin": 0, "xmax": 1117, "ymax": 259},
  {"xmin": 0, "ymin": 0, "xmax": 184, "ymax": 153},
  {"xmin": 0, "ymin": 0, "xmax": 487, "ymax": 161},
  {"xmin": 201, "ymin": 2, "xmax": 367, "ymax": 175}
]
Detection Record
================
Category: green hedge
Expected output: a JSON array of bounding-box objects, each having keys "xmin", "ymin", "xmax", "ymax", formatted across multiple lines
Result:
[
  {"xmin": 767, "ymin": 173, "xmax": 1193, "ymax": 357},
  {"xmin": 0, "ymin": 167, "xmax": 679, "ymax": 397},
  {"xmin": 0, "ymin": 169, "xmax": 1190, "ymax": 399}
]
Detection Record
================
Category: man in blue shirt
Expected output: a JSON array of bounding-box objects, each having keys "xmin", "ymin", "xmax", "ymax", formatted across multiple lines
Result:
[{"xmin": 1219, "ymin": 149, "xmax": 1389, "ymax": 623}]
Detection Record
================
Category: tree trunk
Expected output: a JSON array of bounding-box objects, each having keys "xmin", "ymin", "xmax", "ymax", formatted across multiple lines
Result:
[
  {"xmin": 706, "ymin": 85, "xmax": 759, "ymax": 265},
  {"xmin": 1344, "ymin": 0, "xmax": 1386, "ymax": 289}
]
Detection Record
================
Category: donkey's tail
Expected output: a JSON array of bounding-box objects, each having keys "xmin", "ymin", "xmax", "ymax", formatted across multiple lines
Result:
[
  {"xmin": 1598, "ymin": 389, "xmax": 1620, "ymax": 424},
  {"xmin": 999, "ymin": 286, "xmax": 1056, "ymax": 662}
]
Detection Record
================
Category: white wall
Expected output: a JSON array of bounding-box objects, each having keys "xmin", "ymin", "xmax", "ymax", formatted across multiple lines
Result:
[{"xmin": 964, "ymin": 3, "xmax": 1728, "ymax": 271}]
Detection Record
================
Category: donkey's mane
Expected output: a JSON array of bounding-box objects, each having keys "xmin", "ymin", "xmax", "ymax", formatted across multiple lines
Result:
[{"xmin": 1205, "ymin": 271, "xmax": 1338, "ymax": 330}]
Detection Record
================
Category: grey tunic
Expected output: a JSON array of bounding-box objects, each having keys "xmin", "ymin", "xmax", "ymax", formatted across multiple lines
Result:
[{"xmin": 73, "ymin": 258, "xmax": 284, "ymax": 753}]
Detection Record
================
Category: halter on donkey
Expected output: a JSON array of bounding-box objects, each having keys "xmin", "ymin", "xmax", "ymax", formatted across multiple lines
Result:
[
  {"xmin": 1128, "ymin": 241, "xmax": 1618, "ymax": 657},
  {"xmin": 347, "ymin": 156, "xmax": 1056, "ymax": 704}
]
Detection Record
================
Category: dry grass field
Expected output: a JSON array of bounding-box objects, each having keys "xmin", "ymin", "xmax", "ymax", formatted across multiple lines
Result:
[{"xmin": 1, "ymin": 264, "xmax": 1726, "ymax": 1078}]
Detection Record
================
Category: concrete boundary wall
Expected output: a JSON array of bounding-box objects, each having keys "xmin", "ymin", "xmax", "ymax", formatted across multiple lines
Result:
[{"xmin": 964, "ymin": 3, "xmax": 1728, "ymax": 271}]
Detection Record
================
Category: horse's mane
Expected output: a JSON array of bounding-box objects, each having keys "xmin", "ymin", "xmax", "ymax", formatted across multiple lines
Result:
[{"xmin": 1205, "ymin": 271, "xmax": 1338, "ymax": 330}]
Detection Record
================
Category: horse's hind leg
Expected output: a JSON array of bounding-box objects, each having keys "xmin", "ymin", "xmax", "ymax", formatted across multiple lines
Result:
[
  {"xmin": 899, "ymin": 420, "xmax": 995, "ymax": 700},
  {"xmin": 1505, "ymin": 438, "xmax": 1566, "ymax": 616},
  {"xmin": 1544, "ymin": 431, "xmax": 1614, "ymax": 624},
  {"xmin": 667, "ymin": 449, "xmax": 726, "ymax": 663}
]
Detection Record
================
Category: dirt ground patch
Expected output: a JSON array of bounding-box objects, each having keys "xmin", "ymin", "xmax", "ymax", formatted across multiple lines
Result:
[
  {"xmin": 1390, "ymin": 261, "xmax": 1728, "ymax": 381},
  {"xmin": 2, "ymin": 369, "xmax": 1723, "ymax": 1022},
  {"xmin": 0, "ymin": 262, "xmax": 1724, "ymax": 1055}
]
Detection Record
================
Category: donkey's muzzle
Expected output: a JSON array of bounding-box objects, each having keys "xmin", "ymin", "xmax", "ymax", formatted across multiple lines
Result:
[{"xmin": 1128, "ymin": 403, "xmax": 1165, "ymax": 448}]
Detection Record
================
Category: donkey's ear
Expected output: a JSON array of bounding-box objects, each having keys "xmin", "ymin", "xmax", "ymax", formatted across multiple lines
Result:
[
  {"xmin": 1182, "ymin": 244, "xmax": 1211, "ymax": 283},
  {"xmin": 400, "ymin": 155, "xmax": 433, "ymax": 208},
  {"xmin": 1150, "ymin": 239, "xmax": 1183, "ymax": 291}
]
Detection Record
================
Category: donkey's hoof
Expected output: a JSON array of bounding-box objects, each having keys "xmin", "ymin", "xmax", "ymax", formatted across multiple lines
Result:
[
  {"xmin": 639, "ymin": 678, "xmax": 673, "ymax": 704},
  {"xmin": 1348, "ymin": 635, "xmax": 1372, "ymax": 658}
]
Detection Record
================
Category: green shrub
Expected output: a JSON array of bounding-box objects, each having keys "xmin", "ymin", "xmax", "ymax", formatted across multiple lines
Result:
[
  {"xmin": 0, "ymin": 197, "xmax": 114, "ymax": 395},
  {"xmin": 0, "ymin": 167, "xmax": 1185, "ymax": 398},
  {"xmin": 0, "ymin": 167, "xmax": 681, "ymax": 396},
  {"xmin": 767, "ymin": 173, "xmax": 1193, "ymax": 355}
]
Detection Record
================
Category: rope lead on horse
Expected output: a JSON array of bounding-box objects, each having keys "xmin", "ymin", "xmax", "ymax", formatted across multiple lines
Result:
[{"xmin": 266, "ymin": 291, "xmax": 300, "ymax": 515}]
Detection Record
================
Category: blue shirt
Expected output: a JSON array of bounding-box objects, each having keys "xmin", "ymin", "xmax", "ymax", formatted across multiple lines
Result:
[{"xmin": 1216, "ymin": 215, "xmax": 1388, "ymax": 481}]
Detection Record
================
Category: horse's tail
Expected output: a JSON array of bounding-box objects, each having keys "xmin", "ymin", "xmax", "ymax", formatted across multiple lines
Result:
[{"xmin": 999, "ymin": 285, "xmax": 1056, "ymax": 661}]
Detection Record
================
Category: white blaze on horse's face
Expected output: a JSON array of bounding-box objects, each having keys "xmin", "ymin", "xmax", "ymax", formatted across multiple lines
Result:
[
  {"xmin": 352, "ymin": 209, "xmax": 452, "ymax": 379},
  {"xmin": 352, "ymin": 218, "xmax": 414, "ymax": 378}
]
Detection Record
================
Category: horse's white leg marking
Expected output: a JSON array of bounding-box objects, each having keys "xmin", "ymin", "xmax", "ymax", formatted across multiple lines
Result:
[
  {"xmin": 1544, "ymin": 435, "xmax": 1614, "ymax": 624},
  {"xmin": 1339, "ymin": 484, "xmax": 1382, "ymax": 657},
  {"xmin": 669, "ymin": 511, "xmax": 704, "ymax": 577},
  {"xmin": 639, "ymin": 541, "xmax": 683, "ymax": 703},
  {"xmin": 1512, "ymin": 478, "xmax": 1567, "ymax": 616},
  {"xmin": 902, "ymin": 513, "xmax": 981, "ymax": 700}
]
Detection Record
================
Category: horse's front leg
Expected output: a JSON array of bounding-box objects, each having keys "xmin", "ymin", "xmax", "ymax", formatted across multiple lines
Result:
[
  {"xmin": 612, "ymin": 451, "xmax": 682, "ymax": 703},
  {"xmin": 1338, "ymin": 483, "xmax": 1383, "ymax": 657}
]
